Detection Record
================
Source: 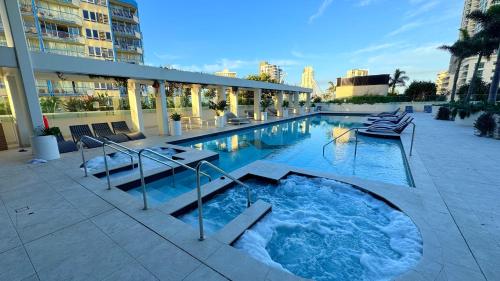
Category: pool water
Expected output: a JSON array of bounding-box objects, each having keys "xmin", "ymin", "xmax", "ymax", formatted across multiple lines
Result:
[
  {"xmin": 179, "ymin": 175, "xmax": 423, "ymax": 281},
  {"xmin": 128, "ymin": 115, "xmax": 413, "ymax": 204}
]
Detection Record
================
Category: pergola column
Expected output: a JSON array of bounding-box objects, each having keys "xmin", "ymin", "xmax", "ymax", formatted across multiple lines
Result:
[
  {"xmin": 253, "ymin": 89, "xmax": 262, "ymax": 120},
  {"xmin": 2, "ymin": 0, "xmax": 43, "ymax": 146},
  {"xmin": 191, "ymin": 84, "xmax": 202, "ymax": 117},
  {"xmin": 173, "ymin": 87, "xmax": 182, "ymax": 108},
  {"xmin": 155, "ymin": 81, "xmax": 169, "ymax": 135},
  {"xmin": 305, "ymin": 93, "xmax": 312, "ymax": 108},
  {"xmin": 276, "ymin": 90, "xmax": 284, "ymax": 117},
  {"xmin": 229, "ymin": 87, "xmax": 239, "ymax": 116},
  {"xmin": 293, "ymin": 92, "xmax": 299, "ymax": 109},
  {"xmin": 127, "ymin": 80, "xmax": 144, "ymax": 132},
  {"xmin": 217, "ymin": 86, "xmax": 227, "ymax": 102}
]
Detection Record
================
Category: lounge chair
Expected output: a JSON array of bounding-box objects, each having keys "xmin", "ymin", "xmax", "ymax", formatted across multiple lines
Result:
[
  {"xmin": 267, "ymin": 108, "xmax": 278, "ymax": 116},
  {"xmin": 55, "ymin": 133, "xmax": 78, "ymax": 153},
  {"xmin": 369, "ymin": 108, "xmax": 400, "ymax": 117},
  {"xmin": 314, "ymin": 106, "xmax": 322, "ymax": 112},
  {"xmin": 244, "ymin": 110, "xmax": 255, "ymax": 119},
  {"xmin": 226, "ymin": 112, "xmax": 250, "ymax": 125},
  {"xmin": 363, "ymin": 115, "xmax": 411, "ymax": 127},
  {"xmin": 366, "ymin": 118, "xmax": 414, "ymax": 134},
  {"xmin": 367, "ymin": 111, "xmax": 407, "ymax": 122},
  {"xmin": 111, "ymin": 121, "xmax": 146, "ymax": 140},
  {"xmin": 69, "ymin": 125, "xmax": 104, "ymax": 148},
  {"xmin": 92, "ymin": 123, "xmax": 130, "ymax": 143}
]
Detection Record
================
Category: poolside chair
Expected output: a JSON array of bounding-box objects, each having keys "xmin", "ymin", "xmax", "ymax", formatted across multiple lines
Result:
[
  {"xmin": 367, "ymin": 111, "xmax": 407, "ymax": 122},
  {"xmin": 366, "ymin": 118, "xmax": 414, "ymax": 134},
  {"xmin": 368, "ymin": 108, "xmax": 400, "ymax": 117},
  {"xmin": 55, "ymin": 133, "xmax": 78, "ymax": 153},
  {"xmin": 91, "ymin": 123, "xmax": 130, "ymax": 143},
  {"xmin": 244, "ymin": 110, "xmax": 255, "ymax": 119},
  {"xmin": 226, "ymin": 112, "xmax": 250, "ymax": 125},
  {"xmin": 111, "ymin": 121, "xmax": 146, "ymax": 140},
  {"xmin": 267, "ymin": 108, "xmax": 278, "ymax": 116},
  {"xmin": 69, "ymin": 125, "xmax": 104, "ymax": 148},
  {"xmin": 363, "ymin": 115, "xmax": 411, "ymax": 127}
]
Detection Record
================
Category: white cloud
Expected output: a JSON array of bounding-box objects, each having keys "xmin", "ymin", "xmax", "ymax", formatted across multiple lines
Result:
[
  {"xmin": 309, "ymin": 0, "xmax": 334, "ymax": 24},
  {"xmin": 386, "ymin": 21, "xmax": 423, "ymax": 36},
  {"xmin": 350, "ymin": 43, "xmax": 403, "ymax": 55},
  {"xmin": 405, "ymin": 0, "xmax": 440, "ymax": 19}
]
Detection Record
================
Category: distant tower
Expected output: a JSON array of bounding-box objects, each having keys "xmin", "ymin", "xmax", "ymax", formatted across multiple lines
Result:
[
  {"xmin": 259, "ymin": 61, "xmax": 283, "ymax": 83},
  {"xmin": 301, "ymin": 66, "xmax": 323, "ymax": 96}
]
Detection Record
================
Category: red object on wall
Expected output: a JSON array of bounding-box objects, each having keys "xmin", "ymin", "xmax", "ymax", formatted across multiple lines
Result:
[{"xmin": 43, "ymin": 115, "xmax": 49, "ymax": 129}]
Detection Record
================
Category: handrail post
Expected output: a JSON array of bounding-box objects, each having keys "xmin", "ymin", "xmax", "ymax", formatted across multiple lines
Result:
[
  {"xmin": 80, "ymin": 141, "xmax": 88, "ymax": 177},
  {"xmin": 354, "ymin": 129, "xmax": 358, "ymax": 157},
  {"xmin": 195, "ymin": 162, "xmax": 205, "ymax": 241},
  {"xmin": 102, "ymin": 141, "xmax": 111, "ymax": 190},
  {"xmin": 410, "ymin": 122, "xmax": 416, "ymax": 157},
  {"xmin": 138, "ymin": 150, "xmax": 148, "ymax": 210}
]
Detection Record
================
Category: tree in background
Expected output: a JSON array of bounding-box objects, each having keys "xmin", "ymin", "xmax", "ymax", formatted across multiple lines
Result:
[
  {"xmin": 467, "ymin": 5, "xmax": 500, "ymax": 103},
  {"xmin": 389, "ymin": 69, "xmax": 409, "ymax": 94},
  {"xmin": 439, "ymin": 29, "xmax": 474, "ymax": 102},
  {"xmin": 404, "ymin": 81, "xmax": 437, "ymax": 101},
  {"xmin": 246, "ymin": 73, "xmax": 278, "ymax": 83},
  {"xmin": 456, "ymin": 77, "xmax": 490, "ymax": 102}
]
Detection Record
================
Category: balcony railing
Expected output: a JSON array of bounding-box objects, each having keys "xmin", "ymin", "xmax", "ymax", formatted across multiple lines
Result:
[
  {"xmin": 115, "ymin": 44, "xmax": 142, "ymax": 54},
  {"xmin": 40, "ymin": 29, "xmax": 85, "ymax": 44},
  {"xmin": 37, "ymin": 7, "xmax": 82, "ymax": 25},
  {"xmin": 37, "ymin": 85, "xmax": 95, "ymax": 97},
  {"xmin": 30, "ymin": 46, "xmax": 87, "ymax": 58},
  {"xmin": 45, "ymin": 0, "xmax": 80, "ymax": 7},
  {"xmin": 110, "ymin": 9, "xmax": 139, "ymax": 23},
  {"xmin": 112, "ymin": 26, "xmax": 141, "ymax": 38}
]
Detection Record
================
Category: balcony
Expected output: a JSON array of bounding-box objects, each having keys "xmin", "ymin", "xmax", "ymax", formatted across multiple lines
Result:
[
  {"xmin": 45, "ymin": 0, "xmax": 80, "ymax": 8},
  {"xmin": 30, "ymin": 46, "xmax": 87, "ymax": 58},
  {"xmin": 110, "ymin": 10, "xmax": 139, "ymax": 24},
  {"xmin": 37, "ymin": 7, "xmax": 82, "ymax": 26},
  {"xmin": 115, "ymin": 44, "xmax": 142, "ymax": 54},
  {"xmin": 40, "ymin": 29, "xmax": 85, "ymax": 45},
  {"xmin": 37, "ymin": 85, "xmax": 94, "ymax": 97},
  {"xmin": 112, "ymin": 26, "xmax": 141, "ymax": 39},
  {"xmin": 116, "ymin": 57, "xmax": 142, "ymax": 64}
]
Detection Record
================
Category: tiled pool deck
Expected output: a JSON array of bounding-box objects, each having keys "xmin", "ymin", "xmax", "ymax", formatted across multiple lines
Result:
[{"xmin": 0, "ymin": 112, "xmax": 498, "ymax": 281}]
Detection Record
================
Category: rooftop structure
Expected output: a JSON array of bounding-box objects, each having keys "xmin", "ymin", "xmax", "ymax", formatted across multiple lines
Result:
[
  {"xmin": 346, "ymin": 69, "xmax": 369, "ymax": 78},
  {"xmin": 215, "ymin": 68, "xmax": 237, "ymax": 78},
  {"xmin": 335, "ymin": 72, "xmax": 390, "ymax": 99}
]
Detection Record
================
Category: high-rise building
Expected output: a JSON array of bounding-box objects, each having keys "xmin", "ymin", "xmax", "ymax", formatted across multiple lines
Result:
[
  {"xmin": 215, "ymin": 69, "xmax": 237, "ymax": 78},
  {"xmin": 301, "ymin": 66, "xmax": 314, "ymax": 89},
  {"xmin": 436, "ymin": 71, "xmax": 450, "ymax": 94},
  {"xmin": 15, "ymin": 0, "xmax": 144, "ymax": 99},
  {"xmin": 259, "ymin": 61, "xmax": 283, "ymax": 83},
  {"xmin": 448, "ymin": 0, "xmax": 498, "ymax": 90},
  {"xmin": 346, "ymin": 69, "xmax": 369, "ymax": 78}
]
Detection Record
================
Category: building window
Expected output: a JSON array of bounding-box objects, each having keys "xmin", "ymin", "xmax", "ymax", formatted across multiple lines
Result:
[
  {"xmin": 90, "ymin": 11, "xmax": 96, "ymax": 22},
  {"xmin": 95, "ymin": 47, "xmax": 101, "ymax": 57},
  {"xmin": 105, "ymin": 32, "xmax": 111, "ymax": 41},
  {"xmin": 92, "ymin": 30, "xmax": 98, "ymax": 39},
  {"xmin": 83, "ymin": 10, "xmax": 89, "ymax": 20},
  {"xmin": 88, "ymin": 46, "xmax": 95, "ymax": 56},
  {"xmin": 85, "ymin": 28, "xmax": 92, "ymax": 38}
]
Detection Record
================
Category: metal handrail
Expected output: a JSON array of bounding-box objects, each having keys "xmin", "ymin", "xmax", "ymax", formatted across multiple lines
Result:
[
  {"xmin": 79, "ymin": 136, "xmax": 135, "ymax": 190},
  {"xmin": 195, "ymin": 160, "xmax": 251, "ymax": 241},
  {"xmin": 322, "ymin": 127, "xmax": 362, "ymax": 157},
  {"xmin": 409, "ymin": 122, "xmax": 416, "ymax": 156}
]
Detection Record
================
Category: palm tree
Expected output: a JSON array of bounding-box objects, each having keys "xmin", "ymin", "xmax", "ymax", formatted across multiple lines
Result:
[
  {"xmin": 439, "ymin": 29, "xmax": 474, "ymax": 102},
  {"xmin": 389, "ymin": 69, "xmax": 409, "ymax": 94},
  {"xmin": 467, "ymin": 6, "xmax": 500, "ymax": 103},
  {"xmin": 463, "ymin": 30, "xmax": 497, "ymax": 102}
]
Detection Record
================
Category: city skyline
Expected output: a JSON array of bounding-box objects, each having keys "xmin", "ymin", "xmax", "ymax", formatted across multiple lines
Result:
[{"xmin": 139, "ymin": 0, "xmax": 464, "ymax": 90}]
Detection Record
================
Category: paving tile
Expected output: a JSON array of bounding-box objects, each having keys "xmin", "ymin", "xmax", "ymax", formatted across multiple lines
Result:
[
  {"xmin": 102, "ymin": 261, "xmax": 158, "ymax": 281},
  {"xmin": 25, "ymin": 220, "xmax": 134, "ymax": 281},
  {"xmin": 58, "ymin": 185, "xmax": 113, "ymax": 218},
  {"xmin": 137, "ymin": 241, "xmax": 200, "ymax": 281},
  {"xmin": 0, "ymin": 246, "xmax": 36, "ymax": 281},
  {"xmin": 182, "ymin": 265, "xmax": 228, "ymax": 281},
  {"xmin": 0, "ymin": 199, "xmax": 21, "ymax": 254}
]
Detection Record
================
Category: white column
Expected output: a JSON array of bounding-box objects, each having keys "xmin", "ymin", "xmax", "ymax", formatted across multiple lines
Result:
[
  {"xmin": 191, "ymin": 85, "xmax": 202, "ymax": 117},
  {"xmin": 128, "ymin": 81, "xmax": 144, "ymax": 132},
  {"xmin": 3, "ymin": 73, "xmax": 33, "ymax": 146},
  {"xmin": 173, "ymin": 87, "xmax": 182, "ymax": 108},
  {"xmin": 155, "ymin": 81, "xmax": 169, "ymax": 135},
  {"xmin": 2, "ymin": 0, "xmax": 43, "ymax": 145},
  {"xmin": 293, "ymin": 92, "xmax": 299, "ymax": 109},
  {"xmin": 305, "ymin": 93, "xmax": 312, "ymax": 108},
  {"xmin": 276, "ymin": 91, "xmax": 284, "ymax": 117},
  {"xmin": 253, "ymin": 89, "xmax": 262, "ymax": 120},
  {"xmin": 217, "ymin": 86, "xmax": 227, "ymax": 102},
  {"xmin": 229, "ymin": 87, "xmax": 239, "ymax": 116}
]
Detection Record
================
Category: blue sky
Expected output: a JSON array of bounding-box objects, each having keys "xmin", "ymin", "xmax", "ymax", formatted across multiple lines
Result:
[{"xmin": 139, "ymin": 0, "xmax": 463, "ymax": 90}]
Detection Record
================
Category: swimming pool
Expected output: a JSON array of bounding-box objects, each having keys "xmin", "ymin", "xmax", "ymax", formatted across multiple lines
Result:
[
  {"xmin": 179, "ymin": 175, "xmax": 422, "ymax": 281},
  {"xmin": 127, "ymin": 114, "xmax": 413, "ymax": 204}
]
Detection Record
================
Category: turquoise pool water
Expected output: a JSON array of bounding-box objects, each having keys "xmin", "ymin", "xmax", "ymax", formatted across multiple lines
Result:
[
  {"xmin": 128, "ymin": 115, "xmax": 412, "ymax": 204},
  {"xmin": 179, "ymin": 175, "xmax": 422, "ymax": 281}
]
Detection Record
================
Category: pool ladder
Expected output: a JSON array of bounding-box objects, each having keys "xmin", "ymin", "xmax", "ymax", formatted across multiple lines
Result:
[
  {"xmin": 322, "ymin": 127, "xmax": 362, "ymax": 157},
  {"xmin": 79, "ymin": 136, "xmax": 212, "ymax": 210}
]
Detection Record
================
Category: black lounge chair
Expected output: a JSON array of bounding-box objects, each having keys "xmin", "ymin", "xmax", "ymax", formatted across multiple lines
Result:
[
  {"xmin": 69, "ymin": 125, "xmax": 104, "ymax": 148},
  {"xmin": 369, "ymin": 108, "xmax": 400, "ymax": 117},
  {"xmin": 226, "ymin": 112, "xmax": 250, "ymax": 125},
  {"xmin": 363, "ymin": 115, "xmax": 411, "ymax": 127},
  {"xmin": 267, "ymin": 108, "xmax": 278, "ymax": 116},
  {"xmin": 367, "ymin": 111, "xmax": 407, "ymax": 122},
  {"xmin": 367, "ymin": 118, "xmax": 414, "ymax": 134},
  {"xmin": 111, "ymin": 121, "xmax": 146, "ymax": 140},
  {"xmin": 55, "ymin": 133, "xmax": 78, "ymax": 153},
  {"xmin": 92, "ymin": 123, "xmax": 130, "ymax": 143},
  {"xmin": 244, "ymin": 110, "xmax": 255, "ymax": 119}
]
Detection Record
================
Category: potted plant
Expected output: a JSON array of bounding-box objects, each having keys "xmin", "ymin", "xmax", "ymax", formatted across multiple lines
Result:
[
  {"xmin": 435, "ymin": 107, "xmax": 451, "ymax": 121},
  {"xmin": 170, "ymin": 112, "xmax": 182, "ymax": 136},
  {"xmin": 474, "ymin": 112, "xmax": 496, "ymax": 137},
  {"xmin": 260, "ymin": 98, "xmax": 272, "ymax": 121},
  {"xmin": 297, "ymin": 100, "xmax": 306, "ymax": 115},
  {"xmin": 209, "ymin": 100, "xmax": 227, "ymax": 128},
  {"xmin": 31, "ymin": 126, "xmax": 61, "ymax": 160},
  {"xmin": 281, "ymin": 100, "xmax": 289, "ymax": 117}
]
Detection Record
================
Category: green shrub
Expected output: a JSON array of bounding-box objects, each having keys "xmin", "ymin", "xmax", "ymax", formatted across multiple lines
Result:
[
  {"xmin": 170, "ymin": 112, "xmax": 181, "ymax": 121},
  {"xmin": 474, "ymin": 113, "xmax": 496, "ymax": 136},
  {"xmin": 436, "ymin": 107, "xmax": 451, "ymax": 120}
]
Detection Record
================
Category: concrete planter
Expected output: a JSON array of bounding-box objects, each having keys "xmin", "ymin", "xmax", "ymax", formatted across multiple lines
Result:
[
  {"xmin": 215, "ymin": 116, "xmax": 225, "ymax": 128},
  {"xmin": 494, "ymin": 115, "xmax": 500, "ymax": 139},
  {"xmin": 282, "ymin": 109, "xmax": 289, "ymax": 118},
  {"xmin": 171, "ymin": 121, "xmax": 182, "ymax": 136},
  {"xmin": 294, "ymin": 107, "xmax": 304, "ymax": 115},
  {"xmin": 454, "ymin": 111, "xmax": 483, "ymax": 127},
  {"xmin": 261, "ymin": 111, "xmax": 268, "ymax": 121},
  {"xmin": 31, "ymin": 135, "xmax": 60, "ymax": 160}
]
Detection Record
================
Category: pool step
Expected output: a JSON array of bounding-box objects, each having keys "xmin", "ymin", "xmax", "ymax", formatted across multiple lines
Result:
[{"xmin": 213, "ymin": 199, "xmax": 272, "ymax": 245}]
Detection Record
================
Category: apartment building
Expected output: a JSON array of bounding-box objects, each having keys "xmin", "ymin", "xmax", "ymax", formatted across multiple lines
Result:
[
  {"xmin": 259, "ymin": 61, "xmax": 283, "ymax": 83},
  {"xmin": 448, "ymin": 0, "xmax": 499, "ymax": 90},
  {"xmin": 346, "ymin": 69, "xmax": 369, "ymax": 78},
  {"xmin": 436, "ymin": 71, "xmax": 450, "ymax": 94},
  {"xmin": 15, "ymin": 0, "xmax": 143, "ymax": 100},
  {"xmin": 215, "ymin": 69, "xmax": 237, "ymax": 78}
]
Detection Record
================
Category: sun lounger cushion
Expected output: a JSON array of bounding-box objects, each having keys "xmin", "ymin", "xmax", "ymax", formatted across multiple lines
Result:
[
  {"xmin": 92, "ymin": 123, "xmax": 129, "ymax": 143},
  {"xmin": 110, "ymin": 121, "xmax": 146, "ymax": 140}
]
